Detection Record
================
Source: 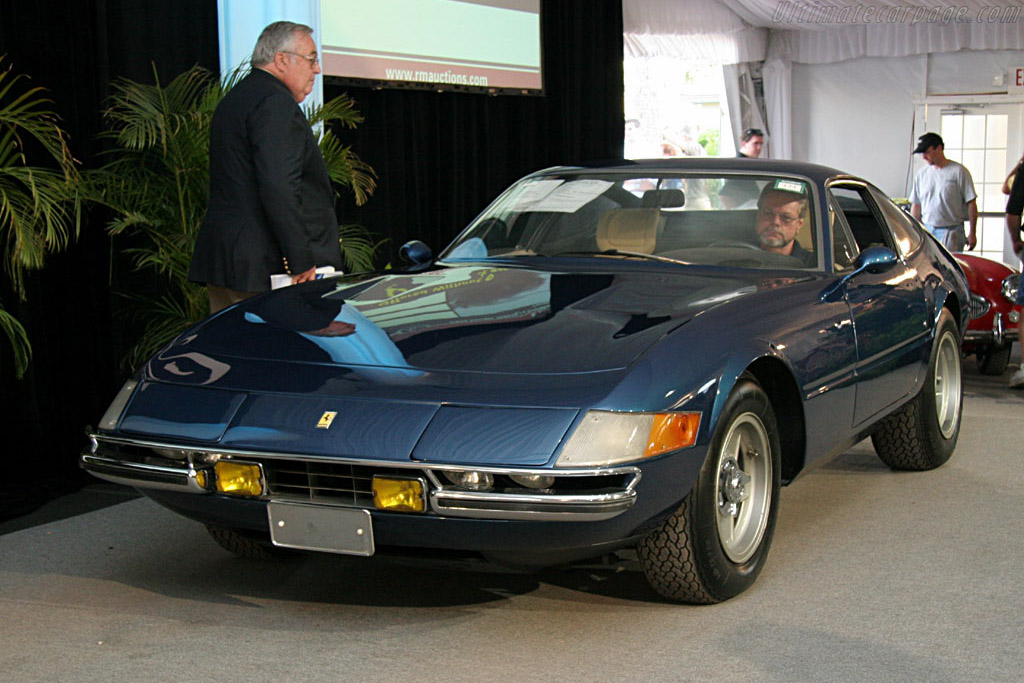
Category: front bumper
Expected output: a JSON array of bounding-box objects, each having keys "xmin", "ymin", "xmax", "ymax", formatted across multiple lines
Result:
[
  {"xmin": 81, "ymin": 433, "xmax": 641, "ymax": 523},
  {"xmin": 963, "ymin": 310, "xmax": 1020, "ymax": 347}
]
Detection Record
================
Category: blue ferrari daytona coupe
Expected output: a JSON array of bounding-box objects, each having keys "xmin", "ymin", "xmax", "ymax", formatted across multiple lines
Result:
[{"xmin": 82, "ymin": 158, "xmax": 970, "ymax": 603}]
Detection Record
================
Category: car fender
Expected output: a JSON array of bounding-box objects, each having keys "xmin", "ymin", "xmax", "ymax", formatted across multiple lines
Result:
[{"xmin": 595, "ymin": 325, "xmax": 798, "ymax": 455}]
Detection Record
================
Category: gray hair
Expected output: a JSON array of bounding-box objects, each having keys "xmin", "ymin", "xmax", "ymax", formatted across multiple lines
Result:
[{"xmin": 251, "ymin": 21, "xmax": 313, "ymax": 68}]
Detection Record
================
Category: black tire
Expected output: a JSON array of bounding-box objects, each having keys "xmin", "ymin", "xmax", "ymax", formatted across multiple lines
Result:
[
  {"xmin": 637, "ymin": 374, "xmax": 781, "ymax": 604},
  {"xmin": 871, "ymin": 308, "xmax": 962, "ymax": 470},
  {"xmin": 976, "ymin": 343, "xmax": 1011, "ymax": 376},
  {"xmin": 205, "ymin": 524, "xmax": 295, "ymax": 560}
]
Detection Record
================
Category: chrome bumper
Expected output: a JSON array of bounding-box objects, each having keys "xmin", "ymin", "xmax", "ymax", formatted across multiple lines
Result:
[
  {"xmin": 963, "ymin": 312, "xmax": 1020, "ymax": 346},
  {"xmin": 81, "ymin": 433, "xmax": 640, "ymax": 522}
]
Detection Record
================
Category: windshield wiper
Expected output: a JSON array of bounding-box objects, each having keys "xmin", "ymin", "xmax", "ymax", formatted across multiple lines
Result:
[{"xmin": 551, "ymin": 249, "xmax": 689, "ymax": 265}]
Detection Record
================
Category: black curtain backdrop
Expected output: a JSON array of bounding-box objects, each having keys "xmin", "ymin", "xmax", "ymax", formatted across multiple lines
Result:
[
  {"xmin": 0, "ymin": 0, "xmax": 624, "ymax": 519},
  {"xmin": 0, "ymin": 0, "xmax": 221, "ymax": 517}
]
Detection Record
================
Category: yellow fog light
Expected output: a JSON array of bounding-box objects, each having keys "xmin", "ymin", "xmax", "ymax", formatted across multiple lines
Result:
[
  {"xmin": 372, "ymin": 476, "xmax": 425, "ymax": 513},
  {"xmin": 214, "ymin": 461, "xmax": 264, "ymax": 496}
]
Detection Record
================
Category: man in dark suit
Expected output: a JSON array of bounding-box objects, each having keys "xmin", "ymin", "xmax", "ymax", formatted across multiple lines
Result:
[{"xmin": 189, "ymin": 21, "xmax": 343, "ymax": 313}]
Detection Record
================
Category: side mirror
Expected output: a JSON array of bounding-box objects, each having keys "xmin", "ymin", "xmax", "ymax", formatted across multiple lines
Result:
[
  {"xmin": 820, "ymin": 245, "xmax": 899, "ymax": 301},
  {"xmin": 399, "ymin": 240, "xmax": 433, "ymax": 266},
  {"xmin": 854, "ymin": 245, "xmax": 899, "ymax": 274}
]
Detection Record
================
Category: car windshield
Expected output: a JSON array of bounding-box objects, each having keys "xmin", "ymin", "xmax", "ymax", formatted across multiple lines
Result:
[{"xmin": 441, "ymin": 172, "xmax": 819, "ymax": 270}]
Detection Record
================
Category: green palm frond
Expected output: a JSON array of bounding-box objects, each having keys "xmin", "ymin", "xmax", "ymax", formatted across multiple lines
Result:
[
  {"xmin": 338, "ymin": 224, "xmax": 388, "ymax": 273},
  {"xmin": 319, "ymin": 132, "xmax": 377, "ymax": 205},
  {"xmin": 0, "ymin": 302, "xmax": 30, "ymax": 377},
  {"xmin": 102, "ymin": 65, "xmax": 216, "ymax": 154},
  {"xmin": 0, "ymin": 57, "xmax": 81, "ymax": 378},
  {"xmin": 308, "ymin": 93, "xmax": 364, "ymax": 129},
  {"xmin": 118, "ymin": 287, "xmax": 209, "ymax": 369},
  {"xmin": 0, "ymin": 65, "xmax": 76, "ymax": 171},
  {"xmin": 311, "ymin": 93, "xmax": 377, "ymax": 205}
]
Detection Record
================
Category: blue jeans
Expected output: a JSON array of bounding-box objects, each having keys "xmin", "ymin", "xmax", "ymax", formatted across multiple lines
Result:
[{"xmin": 926, "ymin": 224, "xmax": 966, "ymax": 252}]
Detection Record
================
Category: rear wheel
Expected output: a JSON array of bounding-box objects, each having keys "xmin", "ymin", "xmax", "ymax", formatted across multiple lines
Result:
[
  {"xmin": 976, "ymin": 343, "xmax": 1011, "ymax": 376},
  {"xmin": 637, "ymin": 375, "xmax": 781, "ymax": 604},
  {"xmin": 872, "ymin": 308, "xmax": 962, "ymax": 470},
  {"xmin": 205, "ymin": 524, "xmax": 295, "ymax": 560}
]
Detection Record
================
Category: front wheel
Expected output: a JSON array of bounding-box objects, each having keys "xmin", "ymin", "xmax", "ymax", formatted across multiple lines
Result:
[
  {"xmin": 637, "ymin": 374, "xmax": 781, "ymax": 604},
  {"xmin": 871, "ymin": 308, "xmax": 962, "ymax": 470},
  {"xmin": 205, "ymin": 524, "xmax": 296, "ymax": 560}
]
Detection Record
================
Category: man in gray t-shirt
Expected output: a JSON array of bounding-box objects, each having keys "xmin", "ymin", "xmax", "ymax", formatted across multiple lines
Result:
[{"xmin": 909, "ymin": 132, "xmax": 978, "ymax": 252}]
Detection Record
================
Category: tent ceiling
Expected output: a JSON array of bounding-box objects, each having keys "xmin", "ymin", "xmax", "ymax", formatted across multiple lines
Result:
[{"xmin": 624, "ymin": 0, "xmax": 1024, "ymax": 63}]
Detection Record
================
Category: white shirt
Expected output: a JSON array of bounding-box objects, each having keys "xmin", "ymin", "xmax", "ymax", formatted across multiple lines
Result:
[{"xmin": 909, "ymin": 160, "xmax": 977, "ymax": 227}]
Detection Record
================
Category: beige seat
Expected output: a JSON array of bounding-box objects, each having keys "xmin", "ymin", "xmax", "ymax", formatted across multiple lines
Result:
[{"xmin": 596, "ymin": 208, "xmax": 661, "ymax": 254}]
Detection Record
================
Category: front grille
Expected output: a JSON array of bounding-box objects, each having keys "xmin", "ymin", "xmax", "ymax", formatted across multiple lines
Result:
[
  {"xmin": 968, "ymin": 293, "xmax": 991, "ymax": 320},
  {"xmin": 261, "ymin": 460, "xmax": 416, "ymax": 507}
]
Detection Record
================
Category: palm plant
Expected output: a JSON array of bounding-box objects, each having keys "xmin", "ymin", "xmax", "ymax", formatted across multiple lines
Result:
[
  {"xmin": 0, "ymin": 58, "xmax": 81, "ymax": 378},
  {"xmin": 88, "ymin": 65, "xmax": 380, "ymax": 368}
]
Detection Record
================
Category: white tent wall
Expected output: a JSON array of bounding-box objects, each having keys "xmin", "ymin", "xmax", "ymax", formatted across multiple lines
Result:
[
  {"xmin": 625, "ymin": 0, "xmax": 1024, "ymax": 194},
  {"xmin": 790, "ymin": 55, "xmax": 925, "ymax": 196},
  {"xmin": 790, "ymin": 50, "xmax": 1024, "ymax": 197}
]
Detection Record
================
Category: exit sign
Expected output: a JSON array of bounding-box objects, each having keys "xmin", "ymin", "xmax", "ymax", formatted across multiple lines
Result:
[{"xmin": 1012, "ymin": 66, "xmax": 1024, "ymax": 91}]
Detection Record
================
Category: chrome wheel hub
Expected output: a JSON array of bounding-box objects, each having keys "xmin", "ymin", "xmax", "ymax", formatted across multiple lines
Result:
[
  {"xmin": 933, "ymin": 330, "xmax": 962, "ymax": 440},
  {"xmin": 718, "ymin": 457, "xmax": 751, "ymax": 518},
  {"xmin": 714, "ymin": 412, "xmax": 772, "ymax": 564}
]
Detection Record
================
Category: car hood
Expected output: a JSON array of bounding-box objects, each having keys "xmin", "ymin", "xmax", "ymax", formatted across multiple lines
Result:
[
  {"xmin": 954, "ymin": 253, "xmax": 1014, "ymax": 292},
  {"xmin": 159, "ymin": 264, "xmax": 779, "ymax": 378},
  {"xmin": 129, "ymin": 264, "xmax": 807, "ymax": 463}
]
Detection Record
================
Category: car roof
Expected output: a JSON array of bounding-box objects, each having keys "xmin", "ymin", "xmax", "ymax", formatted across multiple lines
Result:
[{"xmin": 535, "ymin": 157, "xmax": 849, "ymax": 185}]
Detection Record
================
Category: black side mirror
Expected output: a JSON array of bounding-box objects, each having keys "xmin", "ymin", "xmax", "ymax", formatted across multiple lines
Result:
[{"xmin": 399, "ymin": 240, "xmax": 433, "ymax": 266}]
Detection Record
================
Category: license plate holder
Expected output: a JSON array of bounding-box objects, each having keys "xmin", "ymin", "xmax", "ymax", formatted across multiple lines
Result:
[{"xmin": 267, "ymin": 501, "xmax": 374, "ymax": 556}]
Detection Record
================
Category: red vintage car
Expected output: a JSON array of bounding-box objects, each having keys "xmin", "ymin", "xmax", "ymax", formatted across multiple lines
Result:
[{"xmin": 955, "ymin": 252, "xmax": 1021, "ymax": 375}]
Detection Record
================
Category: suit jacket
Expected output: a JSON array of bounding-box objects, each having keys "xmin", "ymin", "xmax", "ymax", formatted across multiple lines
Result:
[{"xmin": 189, "ymin": 69, "xmax": 342, "ymax": 292}]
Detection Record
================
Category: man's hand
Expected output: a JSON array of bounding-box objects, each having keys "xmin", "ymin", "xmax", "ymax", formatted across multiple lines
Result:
[
  {"xmin": 967, "ymin": 200, "xmax": 978, "ymax": 250},
  {"xmin": 291, "ymin": 266, "xmax": 318, "ymax": 284}
]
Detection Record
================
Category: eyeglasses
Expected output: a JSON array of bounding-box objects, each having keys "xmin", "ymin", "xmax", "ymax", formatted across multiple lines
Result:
[
  {"xmin": 281, "ymin": 51, "xmax": 319, "ymax": 66},
  {"xmin": 743, "ymin": 128, "xmax": 764, "ymax": 139},
  {"xmin": 757, "ymin": 208, "xmax": 801, "ymax": 226}
]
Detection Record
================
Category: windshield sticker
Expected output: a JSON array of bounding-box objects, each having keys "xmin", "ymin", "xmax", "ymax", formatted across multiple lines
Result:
[{"xmin": 773, "ymin": 179, "xmax": 806, "ymax": 194}]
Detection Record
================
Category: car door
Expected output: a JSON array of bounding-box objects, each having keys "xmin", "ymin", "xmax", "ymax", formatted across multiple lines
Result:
[{"xmin": 828, "ymin": 181, "xmax": 931, "ymax": 427}]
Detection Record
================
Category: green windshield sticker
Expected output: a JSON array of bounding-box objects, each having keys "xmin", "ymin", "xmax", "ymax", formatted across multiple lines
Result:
[{"xmin": 773, "ymin": 180, "xmax": 806, "ymax": 194}]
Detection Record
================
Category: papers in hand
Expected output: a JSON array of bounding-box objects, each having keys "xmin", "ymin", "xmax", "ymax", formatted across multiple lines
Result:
[{"xmin": 270, "ymin": 266, "xmax": 339, "ymax": 289}]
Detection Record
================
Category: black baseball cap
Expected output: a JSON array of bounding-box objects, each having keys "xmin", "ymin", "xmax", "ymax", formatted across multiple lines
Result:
[{"xmin": 913, "ymin": 132, "xmax": 943, "ymax": 153}]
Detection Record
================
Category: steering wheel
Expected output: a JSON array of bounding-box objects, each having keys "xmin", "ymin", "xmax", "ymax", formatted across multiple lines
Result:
[{"xmin": 708, "ymin": 240, "xmax": 761, "ymax": 251}]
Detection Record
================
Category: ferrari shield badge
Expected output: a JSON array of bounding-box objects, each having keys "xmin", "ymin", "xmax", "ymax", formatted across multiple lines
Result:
[{"xmin": 317, "ymin": 411, "xmax": 337, "ymax": 429}]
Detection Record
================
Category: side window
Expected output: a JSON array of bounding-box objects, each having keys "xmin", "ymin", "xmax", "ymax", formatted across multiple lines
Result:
[
  {"xmin": 828, "ymin": 185, "xmax": 893, "ymax": 252},
  {"xmin": 870, "ymin": 187, "xmax": 923, "ymax": 257},
  {"xmin": 827, "ymin": 195, "xmax": 859, "ymax": 271}
]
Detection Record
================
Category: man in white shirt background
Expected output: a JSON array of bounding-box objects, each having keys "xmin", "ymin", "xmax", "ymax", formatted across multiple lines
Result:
[{"xmin": 909, "ymin": 132, "xmax": 978, "ymax": 252}]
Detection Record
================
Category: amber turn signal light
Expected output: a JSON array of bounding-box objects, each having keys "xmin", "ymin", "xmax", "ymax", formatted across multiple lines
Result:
[{"xmin": 645, "ymin": 412, "xmax": 701, "ymax": 458}]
